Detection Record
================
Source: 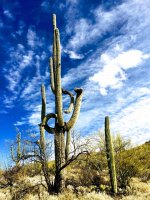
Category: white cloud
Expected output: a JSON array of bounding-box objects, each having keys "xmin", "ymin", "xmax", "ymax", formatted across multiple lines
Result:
[
  {"xmin": 111, "ymin": 97, "xmax": 150, "ymax": 145},
  {"xmin": 41, "ymin": 1, "xmax": 50, "ymax": 12},
  {"xmin": 4, "ymin": 48, "xmax": 34, "ymax": 94},
  {"xmin": 14, "ymin": 121, "xmax": 27, "ymax": 126},
  {"xmin": 90, "ymin": 50, "xmax": 150, "ymax": 95},
  {"xmin": 66, "ymin": 7, "xmax": 117, "ymax": 50},
  {"xmin": 3, "ymin": 10, "xmax": 14, "ymax": 20},
  {"xmin": 66, "ymin": 0, "xmax": 150, "ymax": 51},
  {"xmin": 16, "ymin": 21, "xmax": 25, "ymax": 35},
  {"xmin": 3, "ymin": 95, "xmax": 17, "ymax": 108},
  {"xmin": 27, "ymin": 28, "xmax": 36, "ymax": 48},
  {"xmin": 64, "ymin": 49, "xmax": 84, "ymax": 59},
  {"xmin": 28, "ymin": 112, "xmax": 41, "ymax": 126}
]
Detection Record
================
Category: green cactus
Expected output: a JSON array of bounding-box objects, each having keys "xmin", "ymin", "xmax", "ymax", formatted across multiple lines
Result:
[
  {"xmin": 41, "ymin": 14, "xmax": 83, "ymax": 193},
  {"xmin": 105, "ymin": 116, "xmax": 117, "ymax": 194},
  {"xmin": 11, "ymin": 132, "xmax": 21, "ymax": 166}
]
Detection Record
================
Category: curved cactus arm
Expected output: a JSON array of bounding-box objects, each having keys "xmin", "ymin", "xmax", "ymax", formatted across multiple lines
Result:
[
  {"xmin": 49, "ymin": 57, "xmax": 55, "ymax": 93},
  {"xmin": 66, "ymin": 88, "xmax": 83, "ymax": 131},
  {"xmin": 62, "ymin": 88, "xmax": 74, "ymax": 114},
  {"xmin": 42, "ymin": 113, "xmax": 57, "ymax": 134},
  {"xmin": 55, "ymin": 28, "xmax": 64, "ymax": 126}
]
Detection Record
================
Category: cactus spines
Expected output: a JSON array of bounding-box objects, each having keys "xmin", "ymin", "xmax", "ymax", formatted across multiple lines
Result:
[
  {"xmin": 40, "ymin": 14, "xmax": 83, "ymax": 192},
  {"xmin": 105, "ymin": 116, "xmax": 117, "ymax": 194},
  {"xmin": 11, "ymin": 132, "xmax": 22, "ymax": 166}
]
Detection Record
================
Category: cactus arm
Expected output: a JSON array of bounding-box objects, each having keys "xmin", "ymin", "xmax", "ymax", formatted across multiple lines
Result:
[
  {"xmin": 49, "ymin": 58, "xmax": 55, "ymax": 93},
  {"xmin": 42, "ymin": 113, "xmax": 57, "ymax": 134},
  {"xmin": 55, "ymin": 28, "xmax": 64, "ymax": 126},
  {"xmin": 40, "ymin": 84, "xmax": 46, "ymax": 151},
  {"xmin": 53, "ymin": 14, "xmax": 57, "ymax": 84},
  {"xmin": 41, "ymin": 84, "xmax": 46, "ymax": 120},
  {"xmin": 66, "ymin": 88, "xmax": 83, "ymax": 131},
  {"xmin": 62, "ymin": 88, "xmax": 74, "ymax": 114}
]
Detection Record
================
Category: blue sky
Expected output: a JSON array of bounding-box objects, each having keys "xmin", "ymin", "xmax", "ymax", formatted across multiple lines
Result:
[{"xmin": 0, "ymin": 0, "xmax": 150, "ymax": 164}]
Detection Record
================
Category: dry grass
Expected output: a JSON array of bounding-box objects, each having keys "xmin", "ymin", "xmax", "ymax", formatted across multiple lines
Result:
[
  {"xmin": 0, "ymin": 177, "xmax": 150, "ymax": 200},
  {"xmin": 122, "ymin": 178, "xmax": 150, "ymax": 200}
]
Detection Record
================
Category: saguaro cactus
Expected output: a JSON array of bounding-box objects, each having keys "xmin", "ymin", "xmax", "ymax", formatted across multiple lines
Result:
[
  {"xmin": 41, "ymin": 14, "xmax": 83, "ymax": 193},
  {"xmin": 105, "ymin": 116, "xmax": 117, "ymax": 194},
  {"xmin": 11, "ymin": 132, "xmax": 22, "ymax": 166}
]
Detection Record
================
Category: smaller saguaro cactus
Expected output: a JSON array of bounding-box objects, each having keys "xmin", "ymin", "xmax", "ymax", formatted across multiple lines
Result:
[
  {"xmin": 105, "ymin": 116, "xmax": 117, "ymax": 194},
  {"xmin": 11, "ymin": 132, "xmax": 22, "ymax": 166}
]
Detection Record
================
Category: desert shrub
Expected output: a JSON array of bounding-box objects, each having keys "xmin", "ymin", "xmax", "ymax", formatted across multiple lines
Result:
[
  {"xmin": 47, "ymin": 161, "xmax": 55, "ymax": 175},
  {"xmin": 116, "ymin": 151, "xmax": 138, "ymax": 188},
  {"xmin": 21, "ymin": 163, "xmax": 42, "ymax": 177},
  {"xmin": 77, "ymin": 152, "xmax": 108, "ymax": 187},
  {"xmin": 0, "ymin": 165, "xmax": 25, "ymax": 189},
  {"xmin": 11, "ymin": 183, "xmax": 41, "ymax": 200},
  {"xmin": 116, "ymin": 141, "xmax": 150, "ymax": 188},
  {"xmin": 76, "ymin": 186, "xmax": 90, "ymax": 195}
]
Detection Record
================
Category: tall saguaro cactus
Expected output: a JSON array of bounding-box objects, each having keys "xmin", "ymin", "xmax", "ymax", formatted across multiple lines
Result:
[
  {"xmin": 11, "ymin": 132, "xmax": 22, "ymax": 166},
  {"xmin": 105, "ymin": 116, "xmax": 117, "ymax": 194},
  {"xmin": 41, "ymin": 14, "xmax": 83, "ymax": 193}
]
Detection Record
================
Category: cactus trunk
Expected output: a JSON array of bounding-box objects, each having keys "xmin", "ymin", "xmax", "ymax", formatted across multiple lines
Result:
[
  {"xmin": 105, "ymin": 116, "xmax": 117, "ymax": 194},
  {"xmin": 65, "ymin": 130, "xmax": 71, "ymax": 161},
  {"xmin": 54, "ymin": 129, "xmax": 66, "ymax": 192}
]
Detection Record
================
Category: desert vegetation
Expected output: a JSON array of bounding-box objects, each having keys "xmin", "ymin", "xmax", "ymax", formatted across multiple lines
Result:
[{"xmin": 0, "ymin": 14, "xmax": 150, "ymax": 200}]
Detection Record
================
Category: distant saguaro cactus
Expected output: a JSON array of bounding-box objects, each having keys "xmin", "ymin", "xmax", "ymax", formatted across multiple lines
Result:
[
  {"xmin": 41, "ymin": 14, "xmax": 83, "ymax": 193},
  {"xmin": 11, "ymin": 132, "xmax": 22, "ymax": 166},
  {"xmin": 105, "ymin": 116, "xmax": 117, "ymax": 194}
]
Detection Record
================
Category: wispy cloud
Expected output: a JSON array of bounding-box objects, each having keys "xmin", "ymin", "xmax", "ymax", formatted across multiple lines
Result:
[
  {"xmin": 27, "ymin": 28, "xmax": 36, "ymax": 48},
  {"xmin": 3, "ymin": 10, "xmax": 14, "ymax": 20},
  {"xmin": 4, "ymin": 45, "xmax": 34, "ymax": 94},
  {"xmin": 66, "ymin": 0, "xmax": 150, "ymax": 52},
  {"xmin": 63, "ymin": 49, "xmax": 84, "ymax": 59},
  {"xmin": 111, "ymin": 95, "xmax": 150, "ymax": 145}
]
